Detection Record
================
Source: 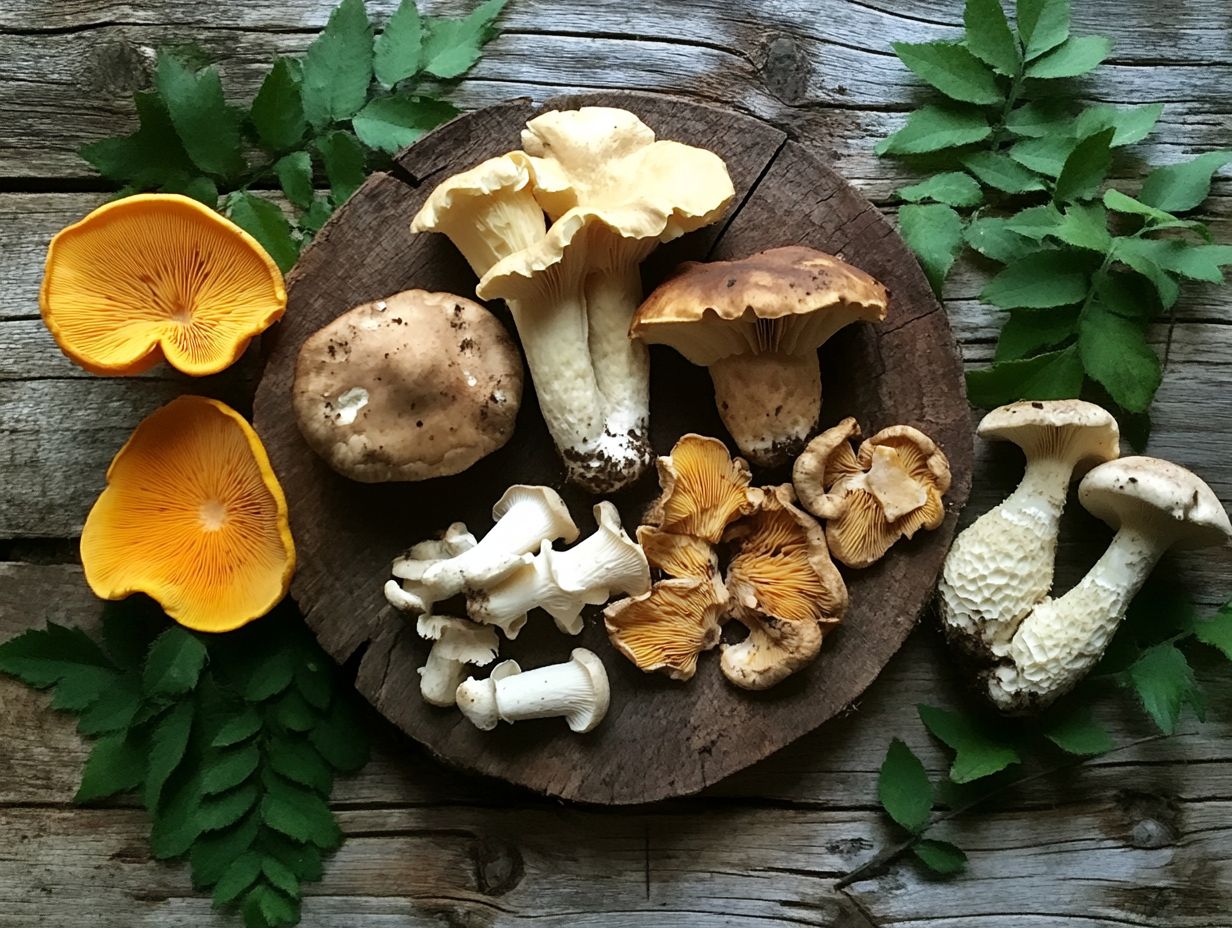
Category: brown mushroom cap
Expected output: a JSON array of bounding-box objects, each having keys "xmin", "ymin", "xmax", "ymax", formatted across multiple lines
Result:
[
  {"xmin": 604, "ymin": 576, "xmax": 727, "ymax": 681},
  {"xmin": 293, "ymin": 290, "xmax": 523, "ymax": 482}
]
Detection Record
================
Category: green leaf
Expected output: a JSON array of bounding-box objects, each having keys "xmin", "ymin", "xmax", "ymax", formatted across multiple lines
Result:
[
  {"xmin": 1092, "ymin": 270, "xmax": 1158, "ymax": 322},
  {"xmin": 875, "ymin": 105, "xmax": 992, "ymax": 156},
  {"xmin": 191, "ymin": 813, "xmax": 260, "ymax": 887},
  {"xmin": 966, "ymin": 346, "xmax": 1085, "ymax": 407},
  {"xmin": 213, "ymin": 708, "xmax": 264, "ymax": 747},
  {"xmin": 421, "ymin": 0, "xmax": 507, "ymax": 79},
  {"xmin": 1078, "ymin": 303, "xmax": 1161, "ymax": 413},
  {"xmin": 374, "ymin": 0, "xmax": 423, "ymax": 87},
  {"xmin": 301, "ymin": 0, "xmax": 375, "ymax": 128},
  {"xmin": 1025, "ymin": 35, "xmax": 1111, "ymax": 79},
  {"xmin": 78, "ymin": 674, "xmax": 143, "ymax": 735},
  {"xmin": 1016, "ymin": 0, "xmax": 1070, "ymax": 61},
  {"xmin": 81, "ymin": 91, "xmax": 196, "ymax": 188},
  {"xmin": 261, "ymin": 856, "xmax": 302, "ymax": 899},
  {"xmin": 145, "ymin": 699, "xmax": 196, "ymax": 810},
  {"xmin": 50, "ymin": 665, "xmax": 120, "ymax": 712},
  {"xmin": 1126, "ymin": 642, "xmax": 1202, "ymax": 734},
  {"xmin": 199, "ymin": 782, "xmax": 262, "ymax": 832},
  {"xmin": 964, "ymin": 216, "xmax": 1038, "ymax": 264},
  {"xmin": 300, "ymin": 197, "xmax": 335, "ymax": 237},
  {"xmin": 315, "ymin": 130, "xmax": 368, "ymax": 205},
  {"xmin": 1116, "ymin": 239, "xmax": 1232, "ymax": 283},
  {"xmin": 912, "ymin": 838, "xmax": 968, "ymax": 875},
  {"xmin": 250, "ymin": 882, "xmax": 300, "ymax": 926},
  {"xmin": 155, "ymin": 54, "xmax": 245, "ymax": 180},
  {"xmin": 1054, "ymin": 128, "xmax": 1114, "ymax": 203},
  {"xmin": 994, "ymin": 307, "xmax": 1079, "ymax": 361},
  {"xmin": 244, "ymin": 647, "xmax": 297, "ymax": 702},
  {"xmin": 961, "ymin": 150, "xmax": 1046, "ymax": 193},
  {"xmin": 964, "ymin": 0, "xmax": 1019, "ymax": 74},
  {"xmin": 1103, "ymin": 188, "xmax": 1179, "ymax": 225},
  {"xmin": 214, "ymin": 851, "xmax": 264, "ymax": 906},
  {"xmin": 149, "ymin": 774, "xmax": 204, "ymax": 859},
  {"xmin": 1043, "ymin": 705, "xmax": 1115, "ymax": 755},
  {"xmin": 1073, "ymin": 103, "xmax": 1163, "ymax": 148},
  {"xmin": 982, "ymin": 249, "xmax": 1092, "ymax": 308},
  {"xmin": 76, "ymin": 731, "xmax": 148, "ymax": 802},
  {"xmin": 203, "ymin": 744, "xmax": 261, "ymax": 796},
  {"xmin": 275, "ymin": 689, "xmax": 318, "ymax": 732},
  {"xmin": 352, "ymin": 95, "xmax": 458, "ymax": 154},
  {"xmin": 227, "ymin": 192, "xmax": 300, "ymax": 274},
  {"xmin": 1051, "ymin": 203, "xmax": 1112, "ymax": 252},
  {"xmin": 250, "ymin": 59, "xmax": 306, "ymax": 152},
  {"xmin": 144, "ymin": 627, "xmax": 208, "ymax": 697},
  {"xmin": 261, "ymin": 833, "xmax": 323, "ymax": 881},
  {"xmin": 1005, "ymin": 100, "xmax": 1072, "ymax": 138},
  {"xmin": 1005, "ymin": 203, "xmax": 1064, "ymax": 240},
  {"xmin": 1139, "ymin": 151, "xmax": 1232, "ymax": 212},
  {"xmin": 0, "ymin": 622, "xmax": 113, "ymax": 688},
  {"xmin": 261, "ymin": 785, "xmax": 342, "ymax": 849},
  {"xmin": 899, "ymin": 203, "xmax": 965, "ymax": 297},
  {"xmin": 273, "ymin": 152, "xmax": 314, "ymax": 210},
  {"xmin": 1009, "ymin": 134, "xmax": 1077, "ymax": 177},
  {"xmin": 294, "ymin": 658, "xmax": 332, "ymax": 711},
  {"xmin": 310, "ymin": 696, "xmax": 370, "ymax": 772},
  {"xmin": 1113, "ymin": 239, "xmax": 1180, "ymax": 309},
  {"xmin": 878, "ymin": 739, "xmax": 933, "ymax": 833},
  {"xmin": 918, "ymin": 704, "xmax": 1021, "ymax": 783},
  {"xmin": 892, "ymin": 41, "xmax": 1004, "ymax": 105},
  {"xmin": 268, "ymin": 737, "xmax": 334, "ymax": 794},
  {"xmin": 1193, "ymin": 604, "xmax": 1232, "ymax": 661},
  {"xmin": 898, "ymin": 172, "xmax": 984, "ymax": 208}
]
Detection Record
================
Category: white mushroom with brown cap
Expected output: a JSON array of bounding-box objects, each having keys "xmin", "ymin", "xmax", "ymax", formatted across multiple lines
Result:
[
  {"xmin": 631, "ymin": 247, "xmax": 889, "ymax": 468},
  {"xmin": 989, "ymin": 457, "xmax": 1232, "ymax": 711},
  {"xmin": 293, "ymin": 290, "xmax": 523, "ymax": 483},
  {"xmin": 456, "ymin": 649, "xmax": 610, "ymax": 733},
  {"xmin": 939, "ymin": 400, "xmax": 1120, "ymax": 660},
  {"xmin": 416, "ymin": 615, "xmax": 500, "ymax": 707}
]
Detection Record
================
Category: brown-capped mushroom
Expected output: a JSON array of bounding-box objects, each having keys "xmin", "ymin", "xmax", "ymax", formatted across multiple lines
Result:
[
  {"xmin": 604, "ymin": 576, "xmax": 727, "ymax": 681},
  {"xmin": 293, "ymin": 290, "xmax": 523, "ymax": 482},
  {"xmin": 645, "ymin": 434, "xmax": 759, "ymax": 544}
]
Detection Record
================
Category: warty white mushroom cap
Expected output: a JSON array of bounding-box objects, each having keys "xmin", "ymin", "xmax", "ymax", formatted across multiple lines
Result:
[{"xmin": 978, "ymin": 399, "xmax": 1119, "ymax": 472}]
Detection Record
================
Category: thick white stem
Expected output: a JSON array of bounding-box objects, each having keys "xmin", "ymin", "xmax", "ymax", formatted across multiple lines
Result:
[
  {"xmin": 584, "ymin": 265, "xmax": 651, "ymax": 446},
  {"xmin": 467, "ymin": 556, "xmax": 590, "ymax": 637},
  {"xmin": 990, "ymin": 526, "xmax": 1164, "ymax": 710},
  {"xmin": 418, "ymin": 648, "xmax": 468, "ymax": 707},
  {"xmin": 456, "ymin": 650, "xmax": 609, "ymax": 733}
]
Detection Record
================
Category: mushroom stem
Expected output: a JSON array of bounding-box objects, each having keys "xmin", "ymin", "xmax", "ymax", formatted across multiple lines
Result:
[
  {"xmin": 708, "ymin": 351, "xmax": 821, "ymax": 468},
  {"xmin": 584, "ymin": 264, "xmax": 651, "ymax": 447},
  {"xmin": 456, "ymin": 649, "xmax": 610, "ymax": 733},
  {"xmin": 467, "ymin": 555, "xmax": 590, "ymax": 637},
  {"xmin": 418, "ymin": 647, "xmax": 471, "ymax": 707}
]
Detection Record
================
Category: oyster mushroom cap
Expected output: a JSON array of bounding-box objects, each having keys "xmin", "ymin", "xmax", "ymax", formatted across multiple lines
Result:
[
  {"xmin": 604, "ymin": 576, "xmax": 727, "ymax": 681},
  {"xmin": 645, "ymin": 434, "xmax": 759, "ymax": 544},
  {"xmin": 293, "ymin": 290, "xmax": 523, "ymax": 483},
  {"xmin": 415, "ymin": 615, "xmax": 500, "ymax": 708}
]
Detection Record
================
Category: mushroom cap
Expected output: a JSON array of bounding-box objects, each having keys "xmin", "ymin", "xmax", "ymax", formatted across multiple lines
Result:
[
  {"xmin": 630, "ymin": 246, "xmax": 889, "ymax": 367},
  {"xmin": 492, "ymin": 485, "xmax": 579, "ymax": 545},
  {"xmin": 635, "ymin": 526, "xmax": 719, "ymax": 580},
  {"xmin": 1079, "ymin": 456, "xmax": 1232, "ymax": 550},
  {"xmin": 792, "ymin": 417, "xmax": 864, "ymax": 519},
  {"xmin": 41, "ymin": 193, "xmax": 286, "ymax": 376},
  {"xmin": 415, "ymin": 615, "xmax": 500, "ymax": 665},
  {"xmin": 720, "ymin": 610, "xmax": 824, "ymax": 691},
  {"xmin": 645, "ymin": 434, "xmax": 758, "ymax": 544},
  {"xmin": 80, "ymin": 396, "xmax": 295, "ymax": 632},
  {"xmin": 564, "ymin": 649, "xmax": 611, "ymax": 733},
  {"xmin": 978, "ymin": 400, "xmax": 1119, "ymax": 474},
  {"xmin": 604, "ymin": 576, "xmax": 727, "ymax": 681},
  {"xmin": 293, "ymin": 290, "xmax": 523, "ymax": 483}
]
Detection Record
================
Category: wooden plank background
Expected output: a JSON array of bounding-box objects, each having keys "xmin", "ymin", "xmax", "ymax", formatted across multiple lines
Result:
[{"xmin": 1, "ymin": 1, "xmax": 1230, "ymax": 925}]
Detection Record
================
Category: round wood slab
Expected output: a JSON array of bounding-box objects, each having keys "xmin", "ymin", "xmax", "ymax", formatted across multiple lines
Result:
[{"xmin": 253, "ymin": 91, "xmax": 973, "ymax": 804}]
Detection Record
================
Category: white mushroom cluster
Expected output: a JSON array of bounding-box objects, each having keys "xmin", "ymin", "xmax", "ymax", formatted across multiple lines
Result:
[{"xmin": 384, "ymin": 484, "xmax": 651, "ymax": 732}]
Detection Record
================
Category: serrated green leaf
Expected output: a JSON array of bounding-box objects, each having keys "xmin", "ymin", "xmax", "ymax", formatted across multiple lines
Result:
[
  {"xmin": 374, "ymin": 0, "xmax": 423, "ymax": 87},
  {"xmin": 1116, "ymin": 238, "xmax": 1232, "ymax": 283},
  {"xmin": 50, "ymin": 665, "xmax": 120, "ymax": 712},
  {"xmin": 918, "ymin": 704, "xmax": 1021, "ymax": 783},
  {"xmin": 227, "ymin": 192, "xmax": 300, "ymax": 274},
  {"xmin": 962, "ymin": 150, "xmax": 1046, "ymax": 193},
  {"xmin": 203, "ymin": 743, "xmax": 261, "ymax": 796},
  {"xmin": 155, "ymin": 54, "xmax": 245, "ymax": 180},
  {"xmin": 244, "ymin": 647, "xmax": 297, "ymax": 702},
  {"xmin": 1005, "ymin": 203, "xmax": 1064, "ymax": 240},
  {"xmin": 1051, "ymin": 203, "xmax": 1112, "ymax": 252},
  {"xmin": 250, "ymin": 58, "xmax": 306, "ymax": 152},
  {"xmin": 964, "ymin": 0, "xmax": 1019, "ymax": 74},
  {"xmin": 899, "ymin": 203, "xmax": 965, "ymax": 297},
  {"xmin": 994, "ymin": 307, "xmax": 1079, "ymax": 361},
  {"xmin": 144, "ymin": 627, "xmax": 208, "ymax": 698},
  {"xmin": 260, "ymin": 833, "xmax": 323, "ymax": 882},
  {"xmin": 149, "ymin": 773, "xmax": 204, "ymax": 859},
  {"xmin": 261, "ymin": 786, "xmax": 342, "ymax": 849},
  {"xmin": 213, "ymin": 708, "xmax": 264, "ymax": 748},
  {"xmin": 893, "ymin": 41, "xmax": 1004, "ymax": 105},
  {"xmin": 876, "ymin": 104, "xmax": 992, "ymax": 156},
  {"xmin": 964, "ymin": 216, "xmax": 1038, "ymax": 264},
  {"xmin": 199, "ymin": 782, "xmax": 261, "ymax": 832},
  {"xmin": 1139, "ymin": 151, "xmax": 1232, "ymax": 212},
  {"xmin": 421, "ymin": 0, "xmax": 507, "ymax": 79},
  {"xmin": 1078, "ymin": 303, "xmax": 1161, "ymax": 413},
  {"xmin": 75, "ymin": 731, "xmax": 147, "ymax": 803},
  {"xmin": 274, "ymin": 689, "xmax": 318, "ymax": 732},
  {"xmin": 78, "ymin": 674, "xmax": 143, "ymax": 735},
  {"xmin": 912, "ymin": 838, "xmax": 968, "ymax": 875},
  {"xmin": 352, "ymin": 95, "xmax": 458, "ymax": 154},
  {"xmin": 315, "ymin": 130, "xmax": 368, "ymax": 205},
  {"xmin": 1103, "ymin": 189, "xmax": 1179, "ymax": 225},
  {"xmin": 1126, "ymin": 642, "xmax": 1202, "ymax": 734},
  {"xmin": 1004, "ymin": 100, "xmax": 1072, "ymax": 138},
  {"xmin": 1092, "ymin": 270, "xmax": 1158, "ymax": 322},
  {"xmin": 81, "ymin": 91, "xmax": 196, "ymax": 188},
  {"xmin": 1026, "ymin": 35, "xmax": 1111, "ymax": 79},
  {"xmin": 191, "ymin": 813, "xmax": 261, "ymax": 887},
  {"xmin": 1043, "ymin": 705, "xmax": 1115, "ymax": 755},
  {"xmin": 261, "ymin": 857, "xmax": 302, "ymax": 899},
  {"xmin": 1055, "ymin": 127, "xmax": 1114, "ymax": 203},
  {"xmin": 1074, "ymin": 103, "xmax": 1163, "ymax": 148},
  {"xmin": 294, "ymin": 658, "xmax": 332, "ymax": 711},
  {"xmin": 273, "ymin": 152, "xmax": 314, "ymax": 210},
  {"xmin": 145, "ymin": 699, "xmax": 196, "ymax": 810},
  {"xmin": 982, "ymin": 249, "xmax": 1092, "ymax": 308},
  {"xmin": 301, "ymin": 0, "xmax": 374, "ymax": 128},
  {"xmin": 898, "ymin": 172, "xmax": 984, "ymax": 208},
  {"xmin": 300, "ymin": 197, "xmax": 335, "ymax": 237},
  {"xmin": 1009, "ymin": 134, "xmax": 1077, "ymax": 177},
  {"xmin": 268, "ymin": 736, "xmax": 334, "ymax": 795},
  {"xmin": 878, "ymin": 739, "xmax": 933, "ymax": 833},
  {"xmin": 214, "ymin": 851, "xmax": 264, "ymax": 906},
  {"xmin": 1113, "ymin": 239, "xmax": 1180, "ymax": 309},
  {"xmin": 256, "ymin": 883, "xmax": 300, "ymax": 925},
  {"xmin": 0, "ymin": 622, "xmax": 113, "ymax": 688},
  {"xmin": 1193, "ymin": 604, "xmax": 1232, "ymax": 661},
  {"xmin": 1017, "ymin": 0, "xmax": 1070, "ymax": 61},
  {"xmin": 966, "ymin": 345, "xmax": 1085, "ymax": 407},
  {"xmin": 310, "ymin": 696, "xmax": 370, "ymax": 772}
]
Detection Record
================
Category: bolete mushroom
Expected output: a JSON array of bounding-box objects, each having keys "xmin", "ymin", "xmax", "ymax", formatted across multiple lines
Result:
[
  {"xmin": 939, "ymin": 400, "xmax": 1120, "ymax": 660},
  {"xmin": 721, "ymin": 484, "xmax": 848, "ymax": 689},
  {"xmin": 293, "ymin": 290, "xmax": 523, "ymax": 483},
  {"xmin": 794, "ymin": 418, "xmax": 951, "ymax": 568},
  {"xmin": 41, "ymin": 194, "xmax": 286, "ymax": 376},
  {"xmin": 989, "ymin": 457, "xmax": 1232, "ymax": 712},
  {"xmin": 631, "ymin": 246, "xmax": 889, "ymax": 468},
  {"xmin": 456, "ymin": 649, "xmax": 610, "ymax": 733},
  {"xmin": 604, "ymin": 576, "xmax": 727, "ymax": 681},
  {"xmin": 80, "ymin": 396, "xmax": 295, "ymax": 632},
  {"xmin": 644, "ymin": 434, "xmax": 759, "ymax": 544},
  {"xmin": 416, "ymin": 615, "xmax": 500, "ymax": 707}
]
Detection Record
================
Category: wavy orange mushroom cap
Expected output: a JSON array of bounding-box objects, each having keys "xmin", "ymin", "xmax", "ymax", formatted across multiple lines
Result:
[
  {"xmin": 81, "ymin": 396, "xmax": 296, "ymax": 633},
  {"xmin": 604, "ymin": 577, "xmax": 727, "ymax": 681},
  {"xmin": 645, "ymin": 434, "xmax": 759, "ymax": 544},
  {"xmin": 41, "ymin": 194, "xmax": 286, "ymax": 376}
]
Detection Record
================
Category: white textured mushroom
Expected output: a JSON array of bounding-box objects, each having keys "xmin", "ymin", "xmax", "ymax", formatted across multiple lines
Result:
[
  {"xmin": 989, "ymin": 457, "xmax": 1232, "ymax": 711},
  {"xmin": 415, "ymin": 615, "xmax": 500, "ymax": 708},
  {"xmin": 455, "ymin": 649, "xmax": 611, "ymax": 733},
  {"xmin": 938, "ymin": 400, "xmax": 1120, "ymax": 658},
  {"xmin": 468, "ymin": 502, "xmax": 650, "ymax": 636}
]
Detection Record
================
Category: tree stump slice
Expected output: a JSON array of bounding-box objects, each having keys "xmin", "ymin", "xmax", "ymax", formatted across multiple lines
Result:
[{"xmin": 252, "ymin": 91, "xmax": 973, "ymax": 805}]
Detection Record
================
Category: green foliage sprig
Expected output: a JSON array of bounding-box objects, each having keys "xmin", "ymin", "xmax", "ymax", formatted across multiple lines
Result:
[
  {"xmin": 81, "ymin": 0, "xmax": 506, "ymax": 272},
  {"xmin": 0, "ymin": 601, "xmax": 370, "ymax": 928},
  {"xmin": 877, "ymin": 0, "xmax": 1232, "ymax": 438},
  {"xmin": 845, "ymin": 588, "xmax": 1232, "ymax": 884}
]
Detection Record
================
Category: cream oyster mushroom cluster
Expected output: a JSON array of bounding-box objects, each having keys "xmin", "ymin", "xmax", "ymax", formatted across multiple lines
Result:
[
  {"xmin": 384, "ymin": 484, "xmax": 649, "ymax": 731},
  {"xmin": 412, "ymin": 107, "xmax": 735, "ymax": 493}
]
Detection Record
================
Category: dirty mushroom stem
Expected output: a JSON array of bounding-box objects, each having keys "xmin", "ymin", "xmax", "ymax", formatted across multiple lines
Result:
[{"xmin": 708, "ymin": 351, "xmax": 822, "ymax": 467}]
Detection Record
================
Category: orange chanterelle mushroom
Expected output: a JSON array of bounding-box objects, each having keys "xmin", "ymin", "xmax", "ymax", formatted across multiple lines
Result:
[
  {"xmin": 41, "ymin": 194, "xmax": 286, "ymax": 376},
  {"xmin": 81, "ymin": 396, "xmax": 296, "ymax": 632}
]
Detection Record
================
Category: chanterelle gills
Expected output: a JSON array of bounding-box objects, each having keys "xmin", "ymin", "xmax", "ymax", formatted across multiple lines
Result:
[
  {"xmin": 989, "ymin": 457, "xmax": 1232, "ymax": 712},
  {"xmin": 938, "ymin": 400, "xmax": 1119, "ymax": 662},
  {"xmin": 643, "ymin": 434, "xmax": 760, "ymax": 544}
]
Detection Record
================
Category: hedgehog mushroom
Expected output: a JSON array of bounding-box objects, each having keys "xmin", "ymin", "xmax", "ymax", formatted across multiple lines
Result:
[
  {"xmin": 631, "ymin": 247, "xmax": 888, "ymax": 468},
  {"xmin": 989, "ymin": 457, "xmax": 1232, "ymax": 712}
]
